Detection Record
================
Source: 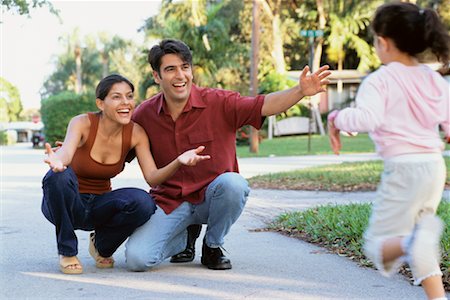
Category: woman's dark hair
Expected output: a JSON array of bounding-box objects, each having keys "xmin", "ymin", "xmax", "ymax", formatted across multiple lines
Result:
[
  {"xmin": 372, "ymin": 2, "xmax": 449, "ymax": 65},
  {"xmin": 95, "ymin": 74, "xmax": 134, "ymax": 100},
  {"xmin": 148, "ymin": 39, "xmax": 193, "ymax": 75}
]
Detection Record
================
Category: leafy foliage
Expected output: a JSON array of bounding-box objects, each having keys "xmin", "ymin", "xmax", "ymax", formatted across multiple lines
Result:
[
  {"xmin": 259, "ymin": 71, "xmax": 310, "ymax": 119},
  {"xmin": 40, "ymin": 91, "xmax": 97, "ymax": 144},
  {"xmin": 1, "ymin": 0, "xmax": 57, "ymax": 16},
  {"xmin": 142, "ymin": 0, "xmax": 249, "ymax": 93},
  {"xmin": 0, "ymin": 77, "xmax": 23, "ymax": 122},
  {"xmin": 41, "ymin": 30, "xmax": 142, "ymax": 100}
]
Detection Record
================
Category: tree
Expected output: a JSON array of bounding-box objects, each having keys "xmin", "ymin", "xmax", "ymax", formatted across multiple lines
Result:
[
  {"xmin": 1, "ymin": 0, "xmax": 57, "ymax": 16},
  {"xmin": 141, "ymin": 0, "xmax": 249, "ymax": 93},
  {"xmin": 325, "ymin": 0, "xmax": 381, "ymax": 72},
  {"xmin": 0, "ymin": 77, "xmax": 23, "ymax": 122},
  {"xmin": 41, "ymin": 30, "xmax": 133, "ymax": 99},
  {"xmin": 97, "ymin": 32, "xmax": 131, "ymax": 78}
]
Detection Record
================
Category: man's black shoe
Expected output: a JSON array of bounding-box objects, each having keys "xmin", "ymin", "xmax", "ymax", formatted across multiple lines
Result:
[
  {"xmin": 170, "ymin": 224, "xmax": 202, "ymax": 263},
  {"xmin": 201, "ymin": 241, "xmax": 232, "ymax": 270}
]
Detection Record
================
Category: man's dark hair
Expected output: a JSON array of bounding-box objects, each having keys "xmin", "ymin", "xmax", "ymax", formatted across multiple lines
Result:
[
  {"xmin": 148, "ymin": 39, "xmax": 193, "ymax": 75},
  {"xmin": 95, "ymin": 74, "xmax": 134, "ymax": 100}
]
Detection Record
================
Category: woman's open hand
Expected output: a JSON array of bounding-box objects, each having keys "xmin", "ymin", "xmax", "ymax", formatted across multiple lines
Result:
[{"xmin": 44, "ymin": 142, "xmax": 67, "ymax": 172}]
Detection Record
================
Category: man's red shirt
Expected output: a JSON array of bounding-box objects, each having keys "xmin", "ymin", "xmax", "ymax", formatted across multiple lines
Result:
[{"xmin": 132, "ymin": 84, "xmax": 265, "ymax": 214}]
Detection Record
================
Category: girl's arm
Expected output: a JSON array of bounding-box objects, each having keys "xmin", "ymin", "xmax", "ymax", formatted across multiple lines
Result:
[
  {"xmin": 133, "ymin": 124, "xmax": 210, "ymax": 187},
  {"xmin": 334, "ymin": 79, "xmax": 385, "ymax": 133},
  {"xmin": 44, "ymin": 114, "xmax": 87, "ymax": 172}
]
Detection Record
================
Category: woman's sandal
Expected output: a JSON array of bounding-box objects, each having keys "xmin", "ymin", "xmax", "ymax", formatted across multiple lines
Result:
[
  {"xmin": 59, "ymin": 255, "xmax": 83, "ymax": 274},
  {"xmin": 89, "ymin": 232, "xmax": 114, "ymax": 268}
]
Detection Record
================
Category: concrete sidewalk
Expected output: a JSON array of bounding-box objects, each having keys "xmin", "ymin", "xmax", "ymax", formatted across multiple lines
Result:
[{"xmin": 1, "ymin": 143, "xmax": 448, "ymax": 299}]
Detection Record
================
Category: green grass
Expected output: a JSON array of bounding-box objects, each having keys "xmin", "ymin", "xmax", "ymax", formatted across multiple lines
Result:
[
  {"xmin": 238, "ymin": 133, "xmax": 450, "ymax": 158},
  {"xmin": 237, "ymin": 133, "xmax": 375, "ymax": 157},
  {"xmin": 271, "ymin": 201, "xmax": 450, "ymax": 289},
  {"xmin": 244, "ymin": 132, "xmax": 450, "ymax": 289},
  {"xmin": 249, "ymin": 158, "xmax": 450, "ymax": 190}
]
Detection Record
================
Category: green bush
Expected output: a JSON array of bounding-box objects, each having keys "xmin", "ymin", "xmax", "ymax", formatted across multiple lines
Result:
[
  {"xmin": 0, "ymin": 130, "xmax": 7, "ymax": 145},
  {"xmin": 40, "ymin": 91, "xmax": 97, "ymax": 144}
]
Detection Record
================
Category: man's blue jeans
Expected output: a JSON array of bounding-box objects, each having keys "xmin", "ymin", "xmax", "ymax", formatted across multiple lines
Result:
[
  {"xmin": 41, "ymin": 167, "xmax": 156, "ymax": 257},
  {"xmin": 125, "ymin": 172, "xmax": 249, "ymax": 271}
]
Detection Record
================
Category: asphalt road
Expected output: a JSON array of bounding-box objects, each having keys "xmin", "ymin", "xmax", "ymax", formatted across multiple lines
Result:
[{"xmin": 1, "ymin": 143, "xmax": 448, "ymax": 299}]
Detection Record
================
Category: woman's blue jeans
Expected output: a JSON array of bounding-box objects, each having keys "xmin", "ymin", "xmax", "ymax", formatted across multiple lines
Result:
[
  {"xmin": 125, "ymin": 172, "xmax": 249, "ymax": 271},
  {"xmin": 41, "ymin": 167, "xmax": 156, "ymax": 257}
]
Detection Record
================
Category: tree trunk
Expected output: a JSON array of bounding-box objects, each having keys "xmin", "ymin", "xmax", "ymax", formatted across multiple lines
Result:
[
  {"xmin": 74, "ymin": 44, "xmax": 82, "ymax": 94},
  {"xmin": 272, "ymin": 13, "xmax": 286, "ymax": 73},
  {"xmin": 102, "ymin": 52, "xmax": 108, "ymax": 78},
  {"xmin": 313, "ymin": 0, "xmax": 326, "ymax": 71},
  {"xmin": 249, "ymin": 0, "xmax": 260, "ymax": 153}
]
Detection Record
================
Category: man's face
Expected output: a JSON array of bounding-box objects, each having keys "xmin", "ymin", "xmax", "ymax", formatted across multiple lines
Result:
[{"xmin": 153, "ymin": 53, "xmax": 193, "ymax": 104}]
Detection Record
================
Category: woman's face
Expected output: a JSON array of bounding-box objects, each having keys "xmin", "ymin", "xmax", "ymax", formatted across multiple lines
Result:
[{"xmin": 98, "ymin": 81, "xmax": 135, "ymax": 125}]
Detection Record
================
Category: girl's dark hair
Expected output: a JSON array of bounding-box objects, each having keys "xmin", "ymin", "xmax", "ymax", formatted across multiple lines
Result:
[
  {"xmin": 95, "ymin": 74, "xmax": 134, "ymax": 100},
  {"xmin": 372, "ymin": 2, "xmax": 449, "ymax": 65},
  {"xmin": 148, "ymin": 39, "xmax": 193, "ymax": 76}
]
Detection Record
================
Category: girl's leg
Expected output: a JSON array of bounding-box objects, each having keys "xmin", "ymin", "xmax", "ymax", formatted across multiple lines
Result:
[
  {"xmin": 41, "ymin": 167, "xmax": 86, "ymax": 257},
  {"xmin": 365, "ymin": 156, "xmax": 446, "ymax": 299},
  {"xmin": 88, "ymin": 188, "xmax": 156, "ymax": 257},
  {"xmin": 422, "ymin": 278, "xmax": 446, "ymax": 300},
  {"xmin": 381, "ymin": 237, "xmax": 404, "ymax": 263}
]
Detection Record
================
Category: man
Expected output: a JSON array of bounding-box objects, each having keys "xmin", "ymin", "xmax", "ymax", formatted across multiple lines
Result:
[{"xmin": 125, "ymin": 39, "xmax": 330, "ymax": 271}]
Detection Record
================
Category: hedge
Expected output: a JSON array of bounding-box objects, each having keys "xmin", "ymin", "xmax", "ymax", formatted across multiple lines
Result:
[{"xmin": 40, "ymin": 91, "xmax": 97, "ymax": 144}]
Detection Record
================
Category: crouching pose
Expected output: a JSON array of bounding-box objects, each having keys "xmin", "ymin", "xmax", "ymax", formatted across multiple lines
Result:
[
  {"xmin": 42, "ymin": 74, "xmax": 210, "ymax": 274},
  {"xmin": 125, "ymin": 39, "xmax": 331, "ymax": 271}
]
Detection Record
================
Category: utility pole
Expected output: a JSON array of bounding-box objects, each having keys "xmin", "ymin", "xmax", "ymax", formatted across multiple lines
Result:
[{"xmin": 249, "ymin": 0, "xmax": 260, "ymax": 153}]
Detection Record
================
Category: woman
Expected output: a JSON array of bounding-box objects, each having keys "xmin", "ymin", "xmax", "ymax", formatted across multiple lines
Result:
[{"xmin": 42, "ymin": 74, "xmax": 210, "ymax": 274}]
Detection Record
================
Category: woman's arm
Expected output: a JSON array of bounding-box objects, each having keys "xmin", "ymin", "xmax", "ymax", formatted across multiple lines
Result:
[
  {"xmin": 44, "ymin": 114, "xmax": 87, "ymax": 172},
  {"xmin": 133, "ymin": 124, "xmax": 210, "ymax": 187}
]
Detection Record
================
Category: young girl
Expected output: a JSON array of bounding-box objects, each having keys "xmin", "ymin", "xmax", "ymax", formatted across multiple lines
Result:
[
  {"xmin": 42, "ymin": 74, "xmax": 210, "ymax": 274},
  {"xmin": 328, "ymin": 3, "xmax": 449, "ymax": 299}
]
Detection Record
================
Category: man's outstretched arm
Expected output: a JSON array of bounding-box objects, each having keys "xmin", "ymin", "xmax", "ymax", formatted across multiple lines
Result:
[{"xmin": 261, "ymin": 65, "xmax": 331, "ymax": 117}]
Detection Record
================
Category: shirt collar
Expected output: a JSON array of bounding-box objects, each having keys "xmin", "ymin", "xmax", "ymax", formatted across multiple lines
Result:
[{"xmin": 156, "ymin": 84, "xmax": 207, "ymax": 115}]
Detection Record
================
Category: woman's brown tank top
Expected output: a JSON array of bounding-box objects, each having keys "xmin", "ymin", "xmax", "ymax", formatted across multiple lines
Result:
[{"xmin": 71, "ymin": 112, "xmax": 134, "ymax": 194}]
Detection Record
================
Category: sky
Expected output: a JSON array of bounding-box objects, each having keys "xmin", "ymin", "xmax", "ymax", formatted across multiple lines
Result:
[{"xmin": 1, "ymin": 0, "xmax": 162, "ymax": 110}]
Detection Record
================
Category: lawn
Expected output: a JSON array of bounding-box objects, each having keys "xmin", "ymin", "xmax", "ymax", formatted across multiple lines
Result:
[
  {"xmin": 237, "ymin": 133, "xmax": 375, "ymax": 157},
  {"xmin": 243, "ymin": 133, "xmax": 450, "ymax": 290},
  {"xmin": 270, "ymin": 201, "xmax": 450, "ymax": 290},
  {"xmin": 237, "ymin": 133, "xmax": 450, "ymax": 158},
  {"xmin": 249, "ymin": 157, "xmax": 450, "ymax": 190}
]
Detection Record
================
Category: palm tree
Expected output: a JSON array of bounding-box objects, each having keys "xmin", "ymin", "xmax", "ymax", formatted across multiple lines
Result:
[
  {"xmin": 313, "ymin": 0, "xmax": 382, "ymax": 73},
  {"xmin": 141, "ymin": 0, "xmax": 247, "ymax": 91}
]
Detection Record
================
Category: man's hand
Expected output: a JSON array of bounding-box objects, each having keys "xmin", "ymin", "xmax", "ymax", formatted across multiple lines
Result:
[
  {"xmin": 178, "ymin": 146, "xmax": 211, "ymax": 166},
  {"xmin": 44, "ymin": 142, "xmax": 67, "ymax": 172},
  {"xmin": 299, "ymin": 65, "xmax": 331, "ymax": 96}
]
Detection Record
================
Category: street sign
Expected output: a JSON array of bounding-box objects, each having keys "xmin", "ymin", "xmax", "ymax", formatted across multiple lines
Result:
[{"xmin": 300, "ymin": 30, "xmax": 323, "ymax": 38}]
